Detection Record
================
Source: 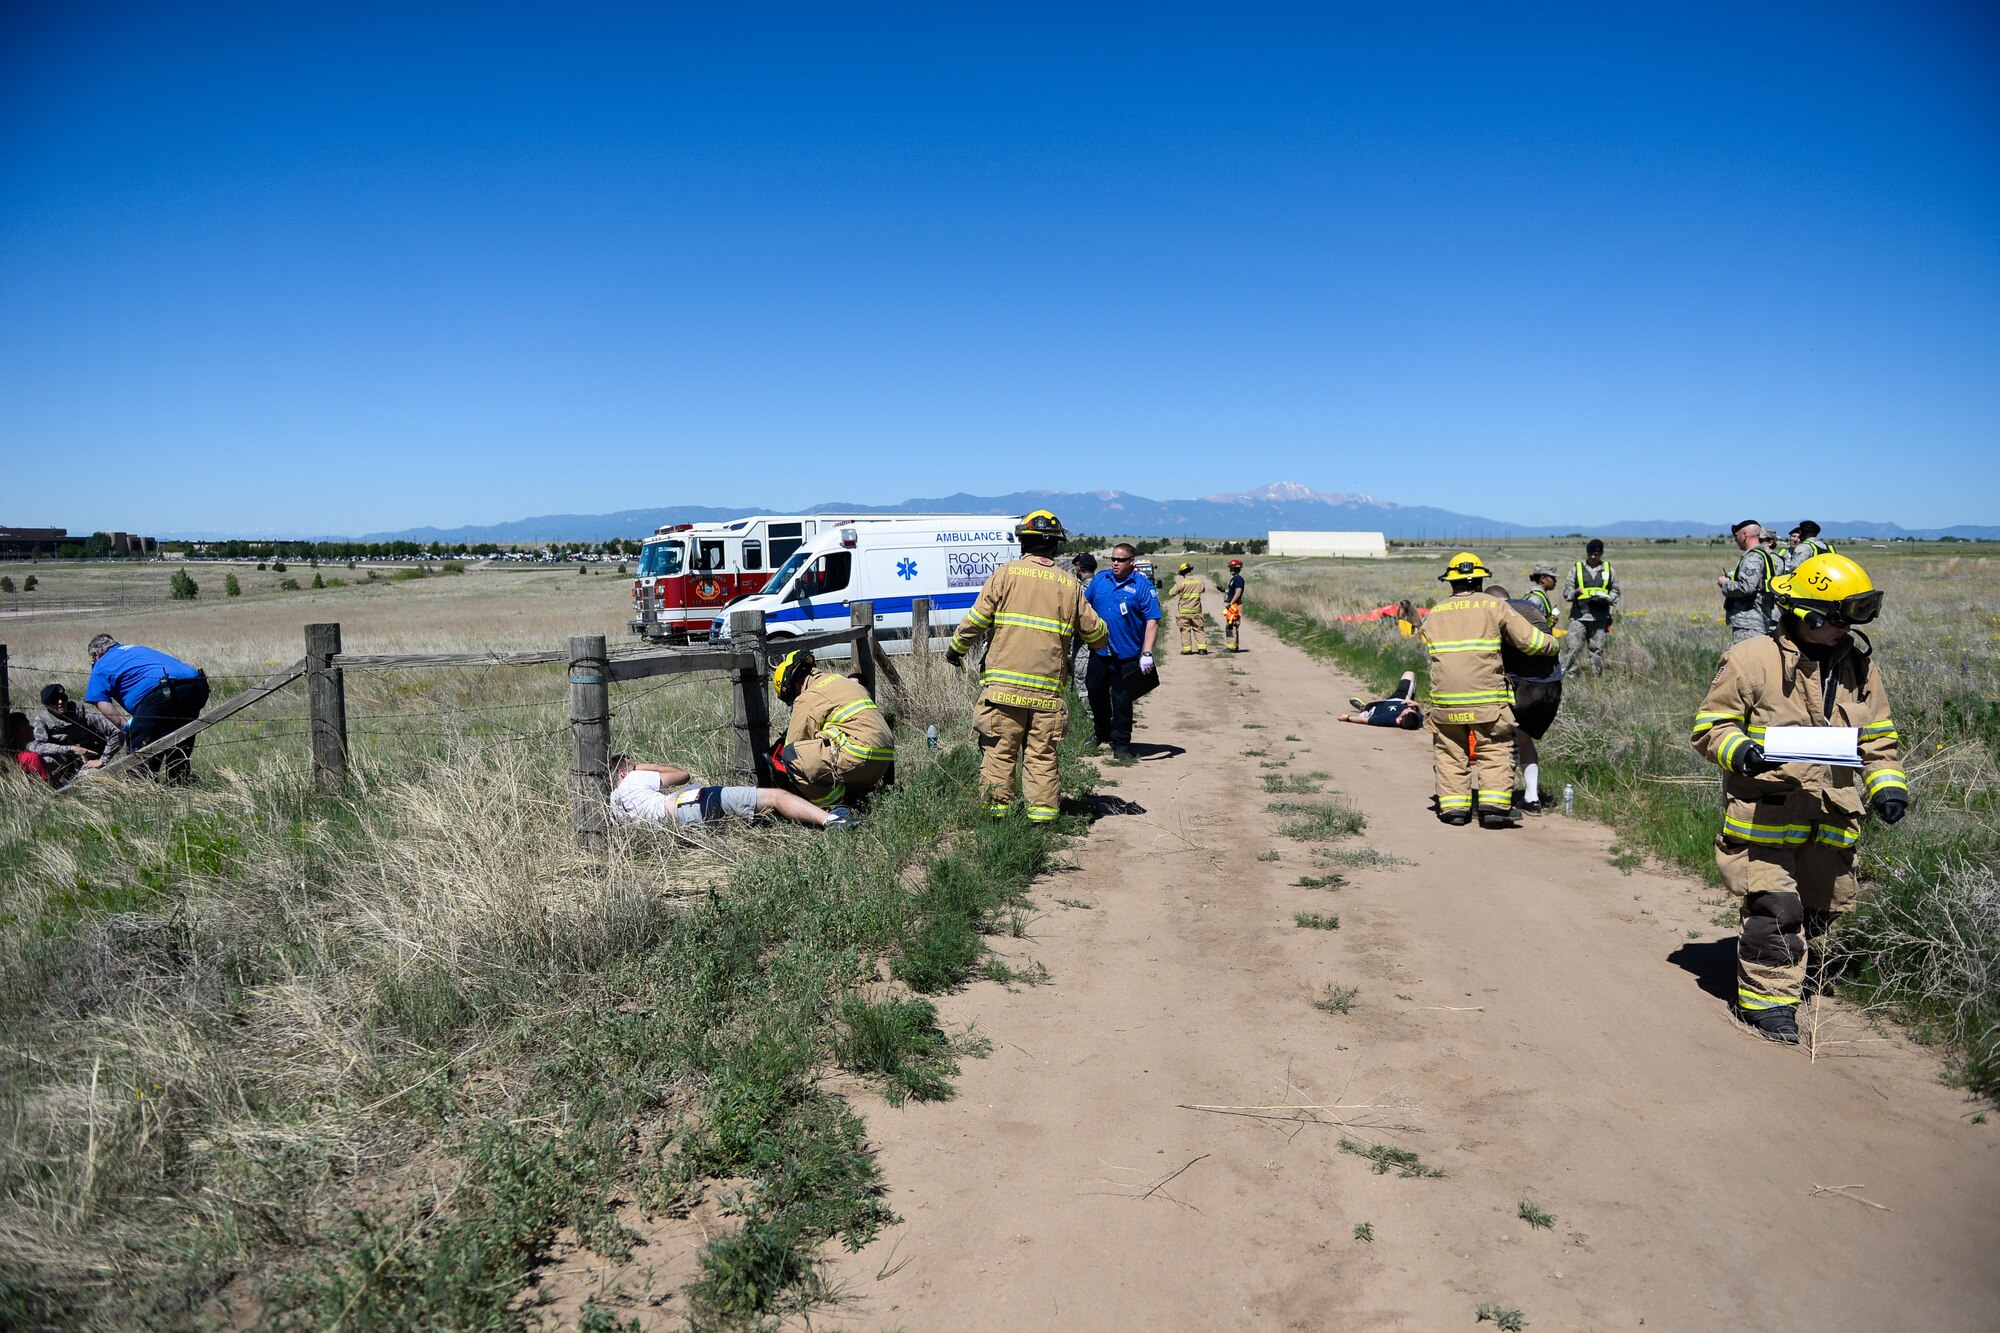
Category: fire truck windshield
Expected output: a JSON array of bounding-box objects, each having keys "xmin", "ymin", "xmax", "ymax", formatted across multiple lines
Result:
[{"xmin": 638, "ymin": 540, "xmax": 684, "ymax": 578}]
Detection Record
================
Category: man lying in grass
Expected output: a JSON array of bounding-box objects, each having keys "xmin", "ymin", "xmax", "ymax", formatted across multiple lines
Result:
[{"xmin": 608, "ymin": 754, "xmax": 858, "ymax": 830}]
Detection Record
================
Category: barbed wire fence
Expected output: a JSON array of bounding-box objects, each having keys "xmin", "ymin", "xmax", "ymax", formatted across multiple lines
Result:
[{"xmin": 5, "ymin": 599, "xmax": 922, "ymax": 852}]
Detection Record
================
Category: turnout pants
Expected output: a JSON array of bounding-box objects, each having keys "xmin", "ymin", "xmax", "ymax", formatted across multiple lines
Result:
[
  {"xmin": 1224, "ymin": 606, "xmax": 1242, "ymax": 650},
  {"xmin": 1427, "ymin": 711, "xmax": 1516, "ymax": 817},
  {"xmin": 975, "ymin": 692, "xmax": 1067, "ymax": 822},
  {"xmin": 1176, "ymin": 612, "xmax": 1207, "ymax": 653},
  {"xmin": 780, "ymin": 737, "xmax": 888, "ymax": 809},
  {"xmin": 1717, "ymin": 800, "xmax": 1861, "ymax": 1014},
  {"xmin": 125, "ymin": 675, "xmax": 210, "ymax": 782}
]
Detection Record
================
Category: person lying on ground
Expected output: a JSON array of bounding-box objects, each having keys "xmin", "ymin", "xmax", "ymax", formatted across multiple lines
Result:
[
  {"xmin": 7, "ymin": 712, "xmax": 54, "ymax": 784},
  {"xmin": 30, "ymin": 682, "xmax": 123, "ymax": 785},
  {"xmin": 607, "ymin": 755, "xmax": 858, "ymax": 830},
  {"xmin": 1339, "ymin": 671, "xmax": 1424, "ymax": 729}
]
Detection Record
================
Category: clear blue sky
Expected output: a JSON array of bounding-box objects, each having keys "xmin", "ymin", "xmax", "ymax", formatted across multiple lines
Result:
[{"xmin": 4, "ymin": 3, "xmax": 1996, "ymax": 535}]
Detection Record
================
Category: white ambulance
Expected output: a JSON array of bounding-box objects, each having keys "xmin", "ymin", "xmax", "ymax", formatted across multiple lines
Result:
[{"xmin": 709, "ymin": 517, "xmax": 1024, "ymax": 657}]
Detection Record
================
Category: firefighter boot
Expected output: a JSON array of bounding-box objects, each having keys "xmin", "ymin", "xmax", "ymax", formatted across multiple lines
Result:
[{"xmin": 1741, "ymin": 1003, "xmax": 1800, "ymax": 1044}]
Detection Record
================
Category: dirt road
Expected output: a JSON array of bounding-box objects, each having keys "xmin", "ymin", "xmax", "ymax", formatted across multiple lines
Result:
[{"xmin": 819, "ymin": 625, "xmax": 2000, "ymax": 1330}]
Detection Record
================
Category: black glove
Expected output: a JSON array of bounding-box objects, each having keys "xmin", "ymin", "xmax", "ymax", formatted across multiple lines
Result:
[
  {"xmin": 1873, "ymin": 793, "xmax": 1908, "ymax": 825},
  {"xmin": 1731, "ymin": 742, "xmax": 1779, "ymax": 777},
  {"xmin": 944, "ymin": 645, "xmax": 965, "ymax": 670}
]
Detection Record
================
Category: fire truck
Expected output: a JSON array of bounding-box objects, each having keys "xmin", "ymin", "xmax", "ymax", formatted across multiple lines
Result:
[{"xmin": 630, "ymin": 514, "xmax": 989, "ymax": 642}]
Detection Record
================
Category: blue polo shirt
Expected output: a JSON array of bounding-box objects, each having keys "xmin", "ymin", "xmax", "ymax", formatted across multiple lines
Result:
[
  {"xmin": 85, "ymin": 644, "xmax": 201, "ymax": 710},
  {"xmin": 1084, "ymin": 570, "xmax": 1162, "ymax": 658}
]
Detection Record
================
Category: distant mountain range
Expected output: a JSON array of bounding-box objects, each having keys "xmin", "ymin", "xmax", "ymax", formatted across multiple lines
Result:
[{"xmin": 164, "ymin": 483, "xmax": 1998, "ymax": 543}]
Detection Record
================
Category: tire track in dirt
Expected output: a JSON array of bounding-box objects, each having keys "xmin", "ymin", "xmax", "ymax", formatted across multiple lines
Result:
[{"xmin": 817, "ymin": 623, "xmax": 2000, "ymax": 1330}]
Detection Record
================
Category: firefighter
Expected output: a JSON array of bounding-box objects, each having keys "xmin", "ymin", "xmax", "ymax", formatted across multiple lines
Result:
[
  {"xmin": 1560, "ymin": 540, "xmax": 1619, "ymax": 675},
  {"xmin": 1691, "ymin": 552, "xmax": 1907, "ymax": 1043},
  {"xmin": 1422, "ymin": 553, "xmax": 1557, "ymax": 828},
  {"xmin": 1222, "ymin": 559, "xmax": 1246, "ymax": 651},
  {"xmin": 947, "ymin": 511, "xmax": 1109, "ymax": 821},
  {"xmin": 1717, "ymin": 518, "xmax": 1779, "ymax": 642},
  {"xmin": 770, "ymin": 647, "xmax": 895, "ymax": 809},
  {"xmin": 1168, "ymin": 562, "xmax": 1209, "ymax": 655}
]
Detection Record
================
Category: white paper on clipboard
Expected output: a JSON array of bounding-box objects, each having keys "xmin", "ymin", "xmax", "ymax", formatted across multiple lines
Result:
[{"xmin": 1760, "ymin": 725, "xmax": 1861, "ymax": 767}]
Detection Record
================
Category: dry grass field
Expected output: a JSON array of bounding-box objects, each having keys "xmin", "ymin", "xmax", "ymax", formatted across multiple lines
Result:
[
  {"xmin": 1233, "ymin": 538, "xmax": 2000, "ymax": 1100},
  {"xmin": 1, "ymin": 562, "xmax": 1043, "ymax": 1329}
]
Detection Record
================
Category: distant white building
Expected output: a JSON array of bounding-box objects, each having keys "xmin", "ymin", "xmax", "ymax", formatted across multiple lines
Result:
[{"xmin": 1267, "ymin": 530, "xmax": 1387, "ymax": 559}]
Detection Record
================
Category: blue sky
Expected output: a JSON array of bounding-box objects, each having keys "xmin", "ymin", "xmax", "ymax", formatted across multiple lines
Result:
[{"xmin": 3, "ymin": 3, "xmax": 1996, "ymax": 535}]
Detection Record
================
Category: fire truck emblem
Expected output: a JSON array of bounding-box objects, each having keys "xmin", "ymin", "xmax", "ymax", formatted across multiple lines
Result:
[{"xmin": 696, "ymin": 578, "xmax": 721, "ymax": 601}]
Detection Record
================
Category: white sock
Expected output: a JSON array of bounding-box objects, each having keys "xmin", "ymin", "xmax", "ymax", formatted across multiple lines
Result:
[{"xmin": 1523, "ymin": 763, "xmax": 1540, "ymax": 803}]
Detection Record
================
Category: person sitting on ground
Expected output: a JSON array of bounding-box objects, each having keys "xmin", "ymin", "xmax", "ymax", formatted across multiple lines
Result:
[
  {"xmin": 607, "ymin": 754, "xmax": 857, "ymax": 830},
  {"xmin": 1340, "ymin": 672, "xmax": 1424, "ymax": 729},
  {"xmin": 31, "ymin": 682, "xmax": 124, "ymax": 785},
  {"xmin": 7, "ymin": 713, "xmax": 53, "ymax": 784}
]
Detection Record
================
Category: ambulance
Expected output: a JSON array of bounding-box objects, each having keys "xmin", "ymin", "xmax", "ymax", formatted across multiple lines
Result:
[{"xmin": 708, "ymin": 518, "xmax": 1024, "ymax": 657}]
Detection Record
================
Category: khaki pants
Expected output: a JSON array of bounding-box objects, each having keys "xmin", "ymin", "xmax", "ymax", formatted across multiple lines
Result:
[
  {"xmin": 976, "ymin": 694, "xmax": 1067, "ymax": 822},
  {"xmin": 1177, "ymin": 612, "xmax": 1207, "ymax": 653},
  {"xmin": 1717, "ymin": 817, "xmax": 1860, "ymax": 1012},
  {"xmin": 782, "ymin": 736, "xmax": 888, "ymax": 809},
  {"xmin": 1427, "ymin": 713, "xmax": 1515, "ymax": 817}
]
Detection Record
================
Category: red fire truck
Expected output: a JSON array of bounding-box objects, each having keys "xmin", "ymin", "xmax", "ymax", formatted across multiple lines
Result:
[{"xmin": 628, "ymin": 515, "xmax": 885, "ymax": 642}]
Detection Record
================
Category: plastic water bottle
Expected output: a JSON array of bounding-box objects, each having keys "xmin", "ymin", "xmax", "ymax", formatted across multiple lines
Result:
[
  {"xmin": 1562, "ymin": 783, "xmax": 1575, "ymax": 815},
  {"xmin": 926, "ymin": 723, "xmax": 939, "ymax": 751}
]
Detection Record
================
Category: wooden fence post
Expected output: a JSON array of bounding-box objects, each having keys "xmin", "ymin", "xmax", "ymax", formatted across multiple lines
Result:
[
  {"xmin": 569, "ymin": 634, "xmax": 610, "ymax": 854},
  {"xmin": 730, "ymin": 610, "xmax": 771, "ymax": 786},
  {"xmin": 303, "ymin": 623, "xmax": 349, "ymax": 791},
  {"xmin": 0, "ymin": 643, "xmax": 10, "ymax": 727},
  {"xmin": 848, "ymin": 600, "xmax": 876, "ymax": 700}
]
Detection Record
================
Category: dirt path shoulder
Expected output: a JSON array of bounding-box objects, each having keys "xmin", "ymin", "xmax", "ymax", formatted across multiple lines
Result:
[{"xmin": 819, "ymin": 623, "xmax": 2000, "ymax": 1330}]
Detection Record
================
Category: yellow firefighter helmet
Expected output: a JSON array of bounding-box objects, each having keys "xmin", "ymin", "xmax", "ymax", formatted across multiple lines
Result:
[
  {"xmin": 1178, "ymin": 561, "xmax": 1193, "ymax": 574},
  {"xmin": 1772, "ymin": 552, "xmax": 1882, "ymax": 627},
  {"xmin": 1015, "ymin": 510, "xmax": 1067, "ymax": 542},
  {"xmin": 771, "ymin": 647, "xmax": 814, "ymax": 704},
  {"xmin": 1438, "ymin": 551, "xmax": 1492, "ymax": 583}
]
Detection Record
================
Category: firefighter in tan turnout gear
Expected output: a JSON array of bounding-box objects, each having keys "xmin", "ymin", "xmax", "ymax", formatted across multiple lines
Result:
[
  {"xmin": 1168, "ymin": 562, "xmax": 1209, "ymax": 655},
  {"xmin": 1691, "ymin": 552, "xmax": 1908, "ymax": 1043},
  {"xmin": 1421, "ymin": 552, "xmax": 1558, "ymax": 828},
  {"xmin": 771, "ymin": 647, "xmax": 895, "ymax": 809},
  {"xmin": 948, "ymin": 511, "xmax": 1109, "ymax": 822}
]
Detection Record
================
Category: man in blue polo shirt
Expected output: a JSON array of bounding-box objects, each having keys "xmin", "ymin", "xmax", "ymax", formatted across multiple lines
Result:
[
  {"xmin": 1082, "ymin": 544, "xmax": 1161, "ymax": 760},
  {"xmin": 84, "ymin": 634, "xmax": 210, "ymax": 782}
]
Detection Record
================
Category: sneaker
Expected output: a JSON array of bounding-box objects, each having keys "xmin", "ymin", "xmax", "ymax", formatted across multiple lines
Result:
[
  {"xmin": 1518, "ymin": 798, "xmax": 1544, "ymax": 815},
  {"xmin": 1741, "ymin": 1005, "xmax": 1800, "ymax": 1044},
  {"xmin": 1112, "ymin": 745, "xmax": 1138, "ymax": 761},
  {"xmin": 1348, "ymin": 697, "xmax": 1367, "ymax": 710},
  {"xmin": 824, "ymin": 806, "xmax": 860, "ymax": 829},
  {"xmin": 1081, "ymin": 739, "xmax": 1105, "ymax": 754}
]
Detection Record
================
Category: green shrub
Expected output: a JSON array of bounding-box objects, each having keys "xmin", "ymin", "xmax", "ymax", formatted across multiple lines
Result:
[
  {"xmin": 20, "ymin": 575, "xmax": 34, "ymax": 592},
  {"xmin": 310, "ymin": 572, "xmax": 325, "ymax": 589},
  {"xmin": 224, "ymin": 574, "xmax": 241, "ymax": 596},
  {"xmin": 0, "ymin": 576, "xmax": 13, "ymax": 594},
  {"xmin": 169, "ymin": 568, "xmax": 198, "ymax": 600},
  {"xmin": 279, "ymin": 577, "xmax": 301, "ymax": 591}
]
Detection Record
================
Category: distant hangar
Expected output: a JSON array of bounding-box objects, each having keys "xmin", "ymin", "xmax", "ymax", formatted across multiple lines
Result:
[{"xmin": 1267, "ymin": 530, "xmax": 1387, "ymax": 559}]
